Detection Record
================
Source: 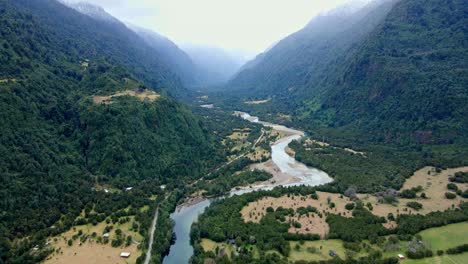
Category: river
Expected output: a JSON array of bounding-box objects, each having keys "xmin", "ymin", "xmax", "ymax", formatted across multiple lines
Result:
[{"xmin": 162, "ymin": 112, "xmax": 332, "ymax": 264}]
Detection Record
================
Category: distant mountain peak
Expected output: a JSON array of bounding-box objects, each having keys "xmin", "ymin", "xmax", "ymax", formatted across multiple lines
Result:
[{"xmin": 62, "ymin": 1, "xmax": 120, "ymax": 24}]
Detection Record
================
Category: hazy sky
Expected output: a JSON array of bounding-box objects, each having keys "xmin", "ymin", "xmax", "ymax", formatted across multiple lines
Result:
[{"xmin": 68, "ymin": 0, "xmax": 351, "ymax": 54}]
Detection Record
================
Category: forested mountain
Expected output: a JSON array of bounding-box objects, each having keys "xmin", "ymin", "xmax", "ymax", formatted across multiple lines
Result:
[
  {"xmin": 228, "ymin": 0, "xmax": 392, "ymax": 95},
  {"xmin": 130, "ymin": 25, "xmax": 200, "ymax": 87},
  {"xmin": 0, "ymin": 0, "xmax": 217, "ymax": 262},
  {"xmin": 226, "ymin": 0, "xmax": 468, "ymax": 146},
  {"xmin": 10, "ymin": 0, "xmax": 188, "ymax": 97},
  {"xmin": 64, "ymin": 1, "xmax": 121, "ymax": 24}
]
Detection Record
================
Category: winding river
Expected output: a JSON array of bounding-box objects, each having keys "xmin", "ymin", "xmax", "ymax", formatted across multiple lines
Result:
[{"xmin": 162, "ymin": 112, "xmax": 332, "ymax": 264}]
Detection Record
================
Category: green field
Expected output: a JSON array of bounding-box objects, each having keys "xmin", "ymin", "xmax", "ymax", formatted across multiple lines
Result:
[
  {"xmin": 287, "ymin": 222, "xmax": 468, "ymax": 262},
  {"xmin": 289, "ymin": 240, "xmax": 346, "ymax": 262},
  {"xmin": 403, "ymin": 252, "xmax": 468, "ymax": 264},
  {"xmin": 201, "ymin": 223, "xmax": 467, "ymax": 262},
  {"xmin": 419, "ymin": 222, "xmax": 468, "ymax": 251}
]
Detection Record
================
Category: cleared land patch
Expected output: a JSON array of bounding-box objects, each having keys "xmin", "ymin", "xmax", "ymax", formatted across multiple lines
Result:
[
  {"xmin": 201, "ymin": 239, "xmax": 235, "ymax": 259},
  {"xmin": 44, "ymin": 217, "xmax": 142, "ymax": 264},
  {"xmin": 244, "ymin": 98, "xmax": 271, "ymax": 104},
  {"xmin": 303, "ymin": 138, "xmax": 366, "ymax": 156},
  {"xmin": 358, "ymin": 167, "xmax": 468, "ymax": 228},
  {"xmin": 241, "ymin": 167, "xmax": 468, "ymax": 236},
  {"xmin": 93, "ymin": 89, "xmax": 160, "ymax": 104},
  {"xmin": 241, "ymin": 192, "xmax": 353, "ymax": 237},
  {"xmin": 289, "ymin": 240, "xmax": 345, "ymax": 262},
  {"xmin": 0, "ymin": 78, "xmax": 16, "ymax": 83}
]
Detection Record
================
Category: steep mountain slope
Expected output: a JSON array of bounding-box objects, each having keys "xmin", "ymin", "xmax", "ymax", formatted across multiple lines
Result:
[
  {"xmin": 130, "ymin": 25, "xmax": 199, "ymax": 87},
  {"xmin": 11, "ymin": 0, "xmax": 186, "ymax": 96},
  {"xmin": 65, "ymin": 1, "xmax": 121, "ymax": 24},
  {"xmin": 226, "ymin": 0, "xmax": 467, "ymax": 146},
  {"xmin": 228, "ymin": 0, "xmax": 395, "ymax": 96},
  {"xmin": 309, "ymin": 0, "xmax": 468, "ymax": 145},
  {"xmin": 0, "ymin": 0, "xmax": 216, "ymax": 262}
]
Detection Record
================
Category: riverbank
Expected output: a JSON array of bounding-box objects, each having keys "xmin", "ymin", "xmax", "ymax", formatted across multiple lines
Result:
[
  {"xmin": 162, "ymin": 111, "xmax": 333, "ymax": 264},
  {"xmin": 177, "ymin": 112, "xmax": 331, "ymax": 210}
]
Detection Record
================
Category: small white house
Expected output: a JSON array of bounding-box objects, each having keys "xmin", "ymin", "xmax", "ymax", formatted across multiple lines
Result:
[
  {"xmin": 103, "ymin": 233, "xmax": 110, "ymax": 238},
  {"xmin": 398, "ymin": 254, "xmax": 405, "ymax": 260},
  {"xmin": 120, "ymin": 252, "xmax": 131, "ymax": 258},
  {"xmin": 125, "ymin": 187, "xmax": 133, "ymax": 191}
]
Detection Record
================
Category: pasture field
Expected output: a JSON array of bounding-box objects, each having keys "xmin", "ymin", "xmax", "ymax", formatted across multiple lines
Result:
[
  {"xmin": 419, "ymin": 222, "xmax": 468, "ymax": 251},
  {"xmin": 402, "ymin": 252, "xmax": 468, "ymax": 264},
  {"xmin": 289, "ymin": 240, "xmax": 345, "ymax": 262}
]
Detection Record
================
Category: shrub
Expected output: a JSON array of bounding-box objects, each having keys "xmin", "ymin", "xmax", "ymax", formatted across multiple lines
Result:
[
  {"xmin": 445, "ymin": 192, "xmax": 456, "ymax": 199},
  {"xmin": 292, "ymin": 221, "xmax": 302, "ymax": 228},
  {"xmin": 406, "ymin": 202, "xmax": 423, "ymax": 211},
  {"xmin": 462, "ymin": 190, "xmax": 468, "ymax": 198},
  {"xmin": 345, "ymin": 203, "xmax": 355, "ymax": 211},
  {"xmin": 383, "ymin": 195, "xmax": 398, "ymax": 204},
  {"xmin": 311, "ymin": 193, "xmax": 319, "ymax": 200},
  {"xmin": 446, "ymin": 244, "xmax": 468, "ymax": 255},
  {"xmin": 307, "ymin": 247, "xmax": 317, "ymax": 253},
  {"xmin": 447, "ymin": 183, "xmax": 458, "ymax": 191},
  {"xmin": 407, "ymin": 249, "xmax": 433, "ymax": 259}
]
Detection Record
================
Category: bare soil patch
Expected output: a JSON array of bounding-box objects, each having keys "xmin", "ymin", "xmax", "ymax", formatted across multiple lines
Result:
[
  {"xmin": 358, "ymin": 166, "xmax": 468, "ymax": 226},
  {"xmin": 241, "ymin": 192, "xmax": 353, "ymax": 237},
  {"xmin": 44, "ymin": 217, "xmax": 143, "ymax": 264},
  {"xmin": 44, "ymin": 240, "xmax": 138, "ymax": 264},
  {"xmin": 244, "ymin": 98, "xmax": 271, "ymax": 105},
  {"xmin": 0, "ymin": 78, "xmax": 17, "ymax": 83},
  {"xmin": 241, "ymin": 167, "xmax": 468, "ymax": 235},
  {"xmin": 93, "ymin": 89, "xmax": 160, "ymax": 104}
]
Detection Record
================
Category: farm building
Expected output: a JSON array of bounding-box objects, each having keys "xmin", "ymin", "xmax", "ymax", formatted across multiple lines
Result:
[{"xmin": 120, "ymin": 252, "xmax": 131, "ymax": 258}]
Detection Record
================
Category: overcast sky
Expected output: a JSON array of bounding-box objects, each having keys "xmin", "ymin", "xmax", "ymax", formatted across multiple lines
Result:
[{"xmin": 67, "ymin": 0, "xmax": 352, "ymax": 54}]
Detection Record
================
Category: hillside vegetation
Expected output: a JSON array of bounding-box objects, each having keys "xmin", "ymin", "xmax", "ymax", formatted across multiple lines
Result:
[
  {"xmin": 225, "ymin": 0, "xmax": 467, "ymax": 148},
  {"xmin": 0, "ymin": 1, "xmax": 216, "ymax": 262}
]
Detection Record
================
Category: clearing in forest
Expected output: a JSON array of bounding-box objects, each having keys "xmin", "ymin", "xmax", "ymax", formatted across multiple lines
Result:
[
  {"xmin": 244, "ymin": 98, "xmax": 271, "ymax": 104},
  {"xmin": 241, "ymin": 167, "xmax": 468, "ymax": 236},
  {"xmin": 44, "ymin": 217, "xmax": 143, "ymax": 264},
  {"xmin": 93, "ymin": 89, "xmax": 160, "ymax": 104}
]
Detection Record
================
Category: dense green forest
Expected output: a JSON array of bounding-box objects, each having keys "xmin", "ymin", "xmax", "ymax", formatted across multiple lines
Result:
[
  {"xmin": 8, "ymin": 0, "xmax": 185, "ymax": 97},
  {"xmin": 0, "ymin": 1, "xmax": 219, "ymax": 262},
  {"xmin": 1, "ymin": 0, "xmax": 468, "ymax": 263}
]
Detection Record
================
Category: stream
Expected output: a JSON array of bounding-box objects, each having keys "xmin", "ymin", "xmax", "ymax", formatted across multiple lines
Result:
[{"xmin": 162, "ymin": 112, "xmax": 332, "ymax": 264}]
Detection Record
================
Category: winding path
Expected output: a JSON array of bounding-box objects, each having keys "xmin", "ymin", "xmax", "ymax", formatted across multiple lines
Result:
[{"xmin": 144, "ymin": 206, "xmax": 160, "ymax": 264}]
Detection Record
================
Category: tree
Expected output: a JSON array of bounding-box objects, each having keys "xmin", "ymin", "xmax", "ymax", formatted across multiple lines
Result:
[
  {"xmin": 345, "ymin": 203, "xmax": 355, "ymax": 211},
  {"xmin": 445, "ymin": 192, "xmax": 456, "ymax": 199}
]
